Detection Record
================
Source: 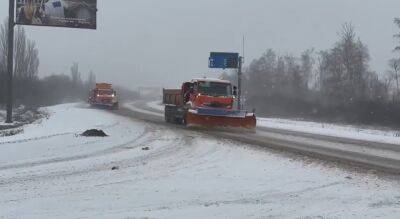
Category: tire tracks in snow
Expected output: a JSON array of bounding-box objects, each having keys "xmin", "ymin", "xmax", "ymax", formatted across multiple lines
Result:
[
  {"xmin": 0, "ymin": 125, "xmax": 150, "ymax": 172},
  {"xmin": 0, "ymin": 123, "xmax": 200, "ymax": 187},
  {"xmin": 119, "ymin": 101, "xmax": 400, "ymax": 174},
  {"xmin": 0, "ymin": 132, "xmax": 75, "ymax": 146}
]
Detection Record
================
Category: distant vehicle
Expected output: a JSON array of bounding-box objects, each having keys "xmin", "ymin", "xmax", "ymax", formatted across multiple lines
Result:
[
  {"xmin": 163, "ymin": 78, "xmax": 256, "ymax": 129},
  {"xmin": 88, "ymin": 83, "xmax": 119, "ymax": 110}
]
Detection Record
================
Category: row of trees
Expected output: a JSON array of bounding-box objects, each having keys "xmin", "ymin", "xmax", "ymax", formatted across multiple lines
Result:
[
  {"xmin": 0, "ymin": 20, "xmax": 96, "ymax": 108},
  {"xmin": 222, "ymin": 22, "xmax": 400, "ymax": 126},
  {"xmin": 0, "ymin": 22, "xmax": 40, "ymax": 106},
  {"xmin": 34, "ymin": 63, "xmax": 97, "ymax": 106}
]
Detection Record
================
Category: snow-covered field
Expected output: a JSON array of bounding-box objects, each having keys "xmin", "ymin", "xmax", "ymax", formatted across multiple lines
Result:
[
  {"xmin": 1, "ymin": 103, "xmax": 400, "ymax": 218},
  {"xmin": 147, "ymin": 100, "xmax": 400, "ymax": 145}
]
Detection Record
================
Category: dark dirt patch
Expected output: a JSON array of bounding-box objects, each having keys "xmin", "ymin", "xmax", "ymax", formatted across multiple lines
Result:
[{"xmin": 81, "ymin": 129, "xmax": 108, "ymax": 137}]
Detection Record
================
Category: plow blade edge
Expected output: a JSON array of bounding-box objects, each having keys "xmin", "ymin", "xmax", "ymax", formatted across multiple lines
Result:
[{"xmin": 186, "ymin": 109, "xmax": 256, "ymax": 129}]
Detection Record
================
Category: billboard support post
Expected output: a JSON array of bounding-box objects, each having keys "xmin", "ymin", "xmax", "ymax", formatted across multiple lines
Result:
[{"xmin": 6, "ymin": 0, "xmax": 15, "ymax": 123}]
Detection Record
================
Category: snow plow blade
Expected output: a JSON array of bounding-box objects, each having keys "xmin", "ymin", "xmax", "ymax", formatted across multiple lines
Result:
[{"xmin": 186, "ymin": 108, "xmax": 256, "ymax": 129}]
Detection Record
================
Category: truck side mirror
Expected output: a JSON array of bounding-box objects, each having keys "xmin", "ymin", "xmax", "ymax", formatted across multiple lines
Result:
[{"xmin": 233, "ymin": 86, "xmax": 237, "ymax": 96}]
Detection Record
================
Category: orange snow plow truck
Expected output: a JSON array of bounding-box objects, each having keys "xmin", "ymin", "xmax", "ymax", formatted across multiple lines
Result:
[
  {"xmin": 88, "ymin": 83, "xmax": 119, "ymax": 110},
  {"xmin": 163, "ymin": 78, "xmax": 256, "ymax": 129}
]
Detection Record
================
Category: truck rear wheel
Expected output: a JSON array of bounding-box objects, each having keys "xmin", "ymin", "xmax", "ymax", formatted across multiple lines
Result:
[
  {"xmin": 175, "ymin": 118, "xmax": 183, "ymax": 124},
  {"xmin": 165, "ymin": 109, "xmax": 172, "ymax": 123},
  {"xmin": 165, "ymin": 113, "xmax": 170, "ymax": 123},
  {"xmin": 165, "ymin": 105, "xmax": 174, "ymax": 123}
]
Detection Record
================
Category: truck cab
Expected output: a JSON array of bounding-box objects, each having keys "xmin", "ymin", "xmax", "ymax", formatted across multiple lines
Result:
[
  {"xmin": 89, "ymin": 83, "xmax": 119, "ymax": 110},
  {"xmin": 183, "ymin": 78, "xmax": 236, "ymax": 109}
]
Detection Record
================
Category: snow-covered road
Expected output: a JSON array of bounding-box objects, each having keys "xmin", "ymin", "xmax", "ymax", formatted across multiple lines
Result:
[
  {"xmin": 146, "ymin": 100, "xmax": 400, "ymax": 145},
  {"xmin": 1, "ymin": 103, "xmax": 400, "ymax": 218},
  {"xmin": 137, "ymin": 101, "xmax": 400, "ymax": 172}
]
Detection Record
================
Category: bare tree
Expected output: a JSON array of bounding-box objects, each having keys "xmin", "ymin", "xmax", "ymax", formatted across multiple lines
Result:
[
  {"xmin": 319, "ymin": 23, "xmax": 370, "ymax": 106},
  {"xmin": 394, "ymin": 18, "xmax": 400, "ymax": 52},
  {"xmin": 388, "ymin": 59, "xmax": 400, "ymax": 102},
  {"xmin": 26, "ymin": 39, "xmax": 39, "ymax": 79},
  {"xmin": 87, "ymin": 70, "xmax": 96, "ymax": 88},
  {"xmin": 70, "ymin": 62, "xmax": 82, "ymax": 86},
  {"xmin": 391, "ymin": 18, "xmax": 400, "ymax": 102},
  {"xmin": 0, "ymin": 20, "xmax": 7, "ymax": 104},
  {"xmin": 300, "ymin": 49, "xmax": 314, "ymax": 89},
  {"xmin": 0, "ymin": 19, "xmax": 39, "ymax": 105},
  {"xmin": 14, "ymin": 26, "xmax": 27, "ymax": 80},
  {"xmin": 246, "ymin": 49, "xmax": 277, "ymax": 99}
]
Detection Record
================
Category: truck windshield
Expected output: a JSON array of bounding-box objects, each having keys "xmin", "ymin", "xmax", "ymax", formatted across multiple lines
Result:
[
  {"xmin": 98, "ymin": 90, "xmax": 114, "ymax": 95},
  {"xmin": 198, "ymin": 82, "xmax": 232, "ymax": 97}
]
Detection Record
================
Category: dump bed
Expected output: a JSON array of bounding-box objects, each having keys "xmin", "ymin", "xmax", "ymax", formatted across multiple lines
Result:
[{"xmin": 163, "ymin": 89, "xmax": 182, "ymax": 106}]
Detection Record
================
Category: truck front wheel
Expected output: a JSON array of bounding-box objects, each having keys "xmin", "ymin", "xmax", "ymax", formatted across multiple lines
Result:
[{"xmin": 112, "ymin": 103, "xmax": 119, "ymax": 110}]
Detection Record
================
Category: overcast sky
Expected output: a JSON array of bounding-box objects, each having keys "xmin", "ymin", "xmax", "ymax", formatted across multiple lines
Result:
[{"xmin": 1, "ymin": 0, "xmax": 400, "ymax": 89}]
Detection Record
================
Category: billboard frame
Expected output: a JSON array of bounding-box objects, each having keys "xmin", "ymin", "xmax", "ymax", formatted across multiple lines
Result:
[{"xmin": 15, "ymin": 0, "xmax": 97, "ymax": 30}]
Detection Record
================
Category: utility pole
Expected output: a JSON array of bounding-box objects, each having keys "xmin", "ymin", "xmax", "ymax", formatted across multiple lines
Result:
[
  {"xmin": 237, "ymin": 36, "xmax": 245, "ymax": 111},
  {"xmin": 237, "ymin": 56, "xmax": 243, "ymax": 110},
  {"xmin": 6, "ymin": 0, "xmax": 15, "ymax": 123}
]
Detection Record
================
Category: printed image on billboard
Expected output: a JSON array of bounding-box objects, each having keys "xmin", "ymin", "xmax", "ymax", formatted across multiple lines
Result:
[{"xmin": 16, "ymin": 0, "xmax": 97, "ymax": 29}]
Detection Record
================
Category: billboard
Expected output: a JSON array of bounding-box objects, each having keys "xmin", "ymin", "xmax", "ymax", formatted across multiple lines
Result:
[
  {"xmin": 16, "ymin": 0, "xmax": 97, "ymax": 29},
  {"xmin": 209, "ymin": 52, "xmax": 239, "ymax": 69}
]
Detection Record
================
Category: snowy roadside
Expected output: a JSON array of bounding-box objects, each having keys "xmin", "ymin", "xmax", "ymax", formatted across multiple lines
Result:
[
  {"xmin": 0, "ymin": 106, "xmax": 47, "ymax": 138},
  {"xmin": 1, "ymin": 105, "xmax": 45, "ymax": 125},
  {"xmin": 147, "ymin": 100, "xmax": 400, "ymax": 145},
  {"xmin": 0, "ymin": 103, "xmax": 145, "ymax": 167},
  {"xmin": 257, "ymin": 117, "xmax": 400, "ymax": 145}
]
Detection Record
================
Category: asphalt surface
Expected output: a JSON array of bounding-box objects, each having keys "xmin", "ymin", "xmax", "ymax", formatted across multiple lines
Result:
[{"xmin": 115, "ymin": 101, "xmax": 400, "ymax": 174}]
